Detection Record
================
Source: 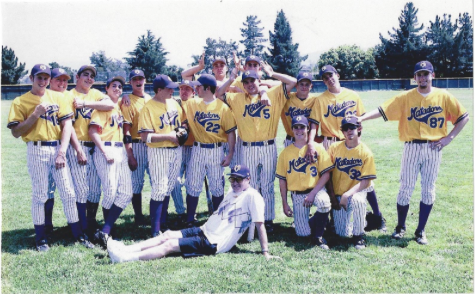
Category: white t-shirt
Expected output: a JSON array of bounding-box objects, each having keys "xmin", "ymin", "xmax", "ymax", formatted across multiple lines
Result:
[{"xmin": 201, "ymin": 186, "xmax": 265, "ymax": 254}]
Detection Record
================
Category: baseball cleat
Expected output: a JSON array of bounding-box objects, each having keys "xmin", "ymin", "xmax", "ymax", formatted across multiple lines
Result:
[
  {"xmin": 378, "ymin": 215, "xmax": 387, "ymax": 233},
  {"xmin": 353, "ymin": 235, "xmax": 366, "ymax": 249},
  {"xmin": 391, "ymin": 225, "xmax": 406, "ymax": 240},
  {"xmin": 77, "ymin": 233, "xmax": 95, "ymax": 249},
  {"xmin": 312, "ymin": 237, "xmax": 329, "ymax": 250},
  {"xmin": 36, "ymin": 239, "xmax": 50, "ymax": 252},
  {"xmin": 414, "ymin": 230, "xmax": 428, "ymax": 245}
]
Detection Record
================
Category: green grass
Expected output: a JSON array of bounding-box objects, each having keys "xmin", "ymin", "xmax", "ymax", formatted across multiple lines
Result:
[{"xmin": 2, "ymin": 89, "xmax": 473, "ymax": 293}]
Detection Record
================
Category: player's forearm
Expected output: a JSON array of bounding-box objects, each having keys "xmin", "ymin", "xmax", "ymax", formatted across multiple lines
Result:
[
  {"xmin": 123, "ymin": 124, "xmax": 135, "ymax": 154},
  {"xmin": 310, "ymin": 173, "xmax": 330, "ymax": 195},
  {"xmin": 59, "ymin": 118, "xmax": 73, "ymax": 153},
  {"xmin": 69, "ymin": 127, "xmax": 82, "ymax": 152},
  {"xmin": 88, "ymin": 128, "xmax": 107, "ymax": 154},
  {"xmin": 360, "ymin": 109, "xmax": 382, "ymax": 122},
  {"xmin": 343, "ymin": 179, "xmax": 370, "ymax": 198},
  {"xmin": 227, "ymin": 131, "xmax": 236, "ymax": 156},
  {"xmin": 216, "ymin": 78, "xmax": 235, "ymax": 99},
  {"xmin": 308, "ymin": 123, "xmax": 318, "ymax": 142},
  {"xmin": 11, "ymin": 113, "xmax": 41, "ymax": 138},
  {"xmin": 279, "ymin": 179, "xmax": 288, "ymax": 204},
  {"xmin": 181, "ymin": 65, "xmax": 203, "ymax": 81},
  {"xmin": 268, "ymin": 72, "xmax": 297, "ymax": 91},
  {"xmin": 447, "ymin": 115, "xmax": 469, "ymax": 140},
  {"xmin": 255, "ymin": 222, "xmax": 269, "ymax": 253},
  {"xmin": 140, "ymin": 132, "xmax": 174, "ymax": 143},
  {"xmin": 85, "ymin": 98, "xmax": 114, "ymax": 111}
]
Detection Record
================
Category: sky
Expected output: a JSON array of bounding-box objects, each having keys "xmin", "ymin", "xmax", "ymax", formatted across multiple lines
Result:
[{"xmin": 1, "ymin": 0, "xmax": 473, "ymax": 73}]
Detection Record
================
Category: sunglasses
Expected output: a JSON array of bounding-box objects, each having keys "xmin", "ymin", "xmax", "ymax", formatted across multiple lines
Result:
[
  {"xmin": 292, "ymin": 125, "xmax": 307, "ymax": 130},
  {"xmin": 342, "ymin": 124, "xmax": 358, "ymax": 131},
  {"xmin": 228, "ymin": 177, "xmax": 244, "ymax": 183}
]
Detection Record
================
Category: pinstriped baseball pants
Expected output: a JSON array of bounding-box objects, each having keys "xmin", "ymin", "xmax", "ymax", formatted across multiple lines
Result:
[
  {"xmin": 27, "ymin": 142, "xmax": 78, "ymax": 225},
  {"xmin": 397, "ymin": 142, "xmax": 442, "ymax": 206},
  {"xmin": 186, "ymin": 145, "xmax": 224, "ymax": 197},
  {"xmin": 131, "ymin": 142, "xmax": 150, "ymax": 194},
  {"xmin": 242, "ymin": 143, "xmax": 277, "ymax": 221},
  {"xmin": 291, "ymin": 188, "xmax": 331, "ymax": 236},
  {"xmin": 170, "ymin": 145, "xmax": 192, "ymax": 214},
  {"xmin": 94, "ymin": 146, "xmax": 132, "ymax": 209},
  {"xmin": 148, "ymin": 147, "xmax": 182, "ymax": 201},
  {"xmin": 67, "ymin": 144, "xmax": 101, "ymax": 203}
]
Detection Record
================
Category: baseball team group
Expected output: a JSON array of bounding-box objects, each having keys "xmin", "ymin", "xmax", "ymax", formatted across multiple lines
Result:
[{"xmin": 7, "ymin": 52, "xmax": 469, "ymax": 263}]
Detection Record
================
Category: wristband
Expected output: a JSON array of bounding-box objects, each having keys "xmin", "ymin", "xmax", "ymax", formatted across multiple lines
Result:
[
  {"xmin": 146, "ymin": 133, "xmax": 153, "ymax": 144},
  {"xmin": 123, "ymin": 135, "xmax": 133, "ymax": 144}
]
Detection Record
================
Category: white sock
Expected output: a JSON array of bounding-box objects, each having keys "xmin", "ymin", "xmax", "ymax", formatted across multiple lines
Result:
[{"xmin": 109, "ymin": 247, "xmax": 140, "ymax": 263}]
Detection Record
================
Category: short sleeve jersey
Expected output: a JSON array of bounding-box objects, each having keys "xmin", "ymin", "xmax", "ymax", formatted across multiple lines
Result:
[
  {"xmin": 89, "ymin": 103, "xmax": 123, "ymax": 142},
  {"xmin": 309, "ymin": 88, "xmax": 365, "ymax": 139},
  {"xmin": 231, "ymin": 76, "xmax": 279, "ymax": 93},
  {"xmin": 281, "ymin": 93, "xmax": 316, "ymax": 137},
  {"xmin": 201, "ymin": 186, "xmax": 265, "ymax": 254},
  {"xmin": 224, "ymin": 84, "xmax": 288, "ymax": 142},
  {"xmin": 378, "ymin": 87, "xmax": 468, "ymax": 141},
  {"xmin": 328, "ymin": 141, "xmax": 376, "ymax": 196},
  {"xmin": 177, "ymin": 98, "xmax": 195, "ymax": 146},
  {"xmin": 138, "ymin": 98, "xmax": 186, "ymax": 148},
  {"xmin": 69, "ymin": 88, "xmax": 107, "ymax": 141},
  {"xmin": 7, "ymin": 89, "xmax": 73, "ymax": 142},
  {"xmin": 121, "ymin": 93, "xmax": 152, "ymax": 140},
  {"xmin": 183, "ymin": 98, "xmax": 237, "ymax": 143},
  {"xmin": 276, "ymin": 142, "xmax": 334, "ymax": 191}
]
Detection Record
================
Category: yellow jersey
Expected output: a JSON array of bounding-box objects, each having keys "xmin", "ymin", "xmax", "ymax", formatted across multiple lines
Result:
[
  {"xmin": 89, "ymin": 103, "xmax": 123, "ymax": 142},
  {"xmin": 69, "ymin": 88, "xmax": 108, "ymax": 141},
  {"xmin": 178, "ymin": 98, "xmax": 196, "ymax": 146},
  {"xmin": 281, "ymin": 93, "xmax": 317, "ymax": 137},
  {"xmin": 121, "ymin": 93, "xmax": 152, "ymax": 140}
]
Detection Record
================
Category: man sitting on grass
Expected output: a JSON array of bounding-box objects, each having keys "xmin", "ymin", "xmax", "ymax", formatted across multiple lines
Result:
[{"xmin": 107, "ymin": 165, "xmax": 281, "ymax": 263}]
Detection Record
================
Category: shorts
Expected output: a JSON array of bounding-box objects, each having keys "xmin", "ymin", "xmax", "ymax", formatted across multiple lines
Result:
[{"xmin": 179, "ymin": 227, "xmax": 217, "ymax": 258}]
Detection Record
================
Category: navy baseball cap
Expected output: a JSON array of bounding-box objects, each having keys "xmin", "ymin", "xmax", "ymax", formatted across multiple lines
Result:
[
  {"xmin": 341, "ymin": 116, "xmax": 359, "ymax": 127},
  {"xmin": 153, "ymin": 74, "xmax": 178, "ymax": 91},
  {"xmin": 296, "ymin": 71, "xmax": 312, "ymax": 83},
  {"xmin": 178, "ymin": 80, "xmax": 196, "ymax": 90},
  {"xmin": 242, "ymin": 70, "xmax": 259, "ymax": 81},
  {"xmin": 245, "ymin": 55, "xmax": 261, "ymax": 65},
  {"xmin": 129, "ymin": 69, "xmax": 145, "ymax": 80},
  {"xmin": 31, "ymin": 64, "xmax": 51, "ymax": 76},
  {"xmin": 291, "ymin": 115, "xmax": 309, "ymax": 127},
  {"xmin": 319, "ymin": 65, "xmax": 338, "ymax": 77},
  {"xmin": 414, "ymin": 61, "xmax": 434, "ymax": 74},
  {"xmin": 77, "ymin": 65, "xmax": 97, "ymax": 77},
  {"xmin": 106, "ymin": 76, "xmax": 125, "ymax": 88},
  {"xmin": 196, "ymin": 74, "xmax": 217, "ymax": 87},
  {"xmin": 51, "ymin": 68, "xmax": 70, "ymax": 79},
  {"xmin": 212, "ymin": 57, "xmax": 227, "ymax": 66},
  {"xmin": 227, "ymin": 165, "xmax": 251, "ymax": 179}
]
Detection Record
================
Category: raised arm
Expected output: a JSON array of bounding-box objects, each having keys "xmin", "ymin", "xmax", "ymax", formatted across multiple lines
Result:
[
  {"xmin": 181, "ymin": 52, "xmax": 205, "ymax": 81},
  {"xmin": 260, "ymin": 61, "xmax": 297, "ymax": 92},
  {"xmin": 216, "ymin": 68, "xmax": 238, "ymax": 99}
]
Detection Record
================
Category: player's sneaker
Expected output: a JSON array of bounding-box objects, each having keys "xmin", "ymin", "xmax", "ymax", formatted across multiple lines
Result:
[
  {"xmin": 36, "ymin": 239, "xmax": 50, "ymax": 252},
  {"xmin": 94, "ymin": 230, "xmax": 110, "ymax": 249},
  {"xmin": 312, "ymin": 237, "xmax": 329, "ymax": 250},
  {"xmin": 391, "ymin": 225, "xmax": 406, "ymax": 240},
  {"xmin": 265, "ymin": 220, "xmax": 274, "ymax": 233},
  {"xmin": 414, "ymin": 230, "xmax": 428, "ymax": 245},
  {"xmin": 378, "ymin": 215, "xmax": 387, "ymax": 233},
  {"xmin": 353, "ymin": 235, "xmax": 366, "ymax": 249},
  {"xmin": 77, "ymin": 233, "xmax": 94, "ymax": 249}
]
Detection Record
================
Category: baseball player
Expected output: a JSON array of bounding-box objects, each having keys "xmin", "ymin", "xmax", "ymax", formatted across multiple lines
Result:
[
  {"xmin": 138, "ymin": 74, "xmax": 186, "ymax": 237},
  {"xmin": 216, "ymin": 67, "xmax": 296, "ymax": 232},
  {"xmin": 121, "ymin": 69, "xmax": 152, "ymax": 227},
  {"xmin": 327, "ymin": 116, "xmax": 377, "ymax": 249},
  {"xmin": 359, "ymin": 61, "xmax": 469, "ymax": 245},
  {"xmin": 89, "ymin": 76, "xmax": 133, "ymax": 247},
  {"xmin": 182, "ymin": 74, "xmax": 237, "ymax": 227},
  {"xmin": 67, "ymin": 65, "xmax": 114, "ymax": 237},
  {"xmin": 107, "ymin": 165, "xmax": 280, "ymax": 263},
  {"xmin": 309, "ymin": 65, "xmax": 386, "ymax": 232},
  {"xmin": 276, "ymin": 115, "xmax": 333, "ymax": 249},
  {"xmin": 231, "ymin": 54, "xmax": 281, "ymax": 93},
  {"xmin": 182, "ymin": 53, "xmax": 229, "ymax": 88},
  {"xmin": 7, "ymin": 64, "xmax": 93, "ymax": 251}
]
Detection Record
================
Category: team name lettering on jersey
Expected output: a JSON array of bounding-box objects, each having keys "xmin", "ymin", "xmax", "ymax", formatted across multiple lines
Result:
[
  {"xmin": 287, "ymin": 156, "xmax": 318, "ymax": 176},
  {"xmin": 75, "ymin": 108, "xmax": 93, "ymax": 120},
  {"xmin": 159, "ymin": 110, "xmax": 179, "ymax": 129},
  {"xmin": 285, "ymin": 107, "xmax": 311, "ymax": 118},
  {"xmin": 40, "ymin": 105, "xmax": 60, "ymax": 126},
  {"xmin": 407, "ymin": 106, "xmax": 443, "ymax": 124},
  {"xmin": 335, "ymin": 157, "xmax": 364, "ymax": 180},
  {"xmin": 324, "ymin": 101, "xmax": 357, "ymax": 118},
  {"xmin": 194, "ymin": 111, "xmax": 221, "ymax": 133},
  {"xmin": 110, "ymin": 114, "xmax": 123, "ymax": 128},
  {"xmin": 243, "ymin": 102, "xmax": 270, "ymax": 119}
]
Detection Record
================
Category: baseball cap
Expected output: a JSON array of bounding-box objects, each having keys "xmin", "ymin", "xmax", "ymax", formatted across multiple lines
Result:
[
  {"xmin": 319, "ymin": 65, "xmax": 338, "ymax": 77},
  {"xmin": 106, "ymin": 76, "xmax": 126, "ymax": 88},
  {"xmin": 242, "ymin": 70, "xmax": 259, "ymax": 81},
  {"xmin": 77, "ymin": 65, "xmax": 97, "ymax": 77},
  {"xmin": 129, "ymin": 69, "xmax": 145, "ymax": 80},
  {"xmin": 31, "ymin": 64, "xmax": 51, "ymax": 76},
  {"xmin": 291, "ymin": 115, "xmax": 309, "ymax": 127},
  {"xmin": 153, "ymin": 74, "xmax": 178, "ymax": 91},
  {"xmin": 212, "ymin": 57, "xmax": 227, "ymax": 66},
  {"xmin": 414, "ymin": 61, "xmax": 434, "ymax": 74},
  {"xmin": 296, "ymin": 71, "xmax": 312, "ymax": 83},
  {"xmin": 341, "ymin": 116, "xmax": 359, "ymax": 127},
  {"xmin": 178, "ymin": 80, "xmax": 196, "ymax": 90},
  {"xmin": 245, "ymin": 55, "xmax": 261, "ymax": 65},
  {"xmin": 196, "ymin": 74, "xmax": 217, "ymax": 87},
  {"xmin": 51, "ymin": 68, "xmax": 71, "ymax": 80},
  {"xmin": 227, "ymin": 165, "xmax": 251, "ymax": 179}
]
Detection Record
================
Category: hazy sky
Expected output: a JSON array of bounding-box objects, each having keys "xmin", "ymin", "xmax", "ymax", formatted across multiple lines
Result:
[{"xmin": 2, "ymin": 0, "xmax": 473, "ymax": 72}]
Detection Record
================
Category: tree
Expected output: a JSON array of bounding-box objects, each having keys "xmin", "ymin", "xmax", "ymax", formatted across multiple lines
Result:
[
  {"xmin": 164, "ymin": 65, "xmax": 184, "ymax": 82},
  {"xmin": 453, "ymin": 12, "xmax": 473, "ymax": 76},
  {"xmin": 48, "ymin": 62, "xmax": 75, "ymax": 83},
  {"xmin": 374, "ymin": 2, "xmax": 428, "ymax": 78},
  {"xmin": 265, "ymin": 10, "xmax": 307, "ymax": 77},
  {"xmin": 90, "ymin": 51, "xmax": 130, "ymax": 82},
  {"xmin": 125, "ymin": 30, "xmax": 169, "ymax": 82},
  {"xmin": 2, "ymin": 46, "xmax": 27, "ymax": 85},
  {"xmin": 317, "ymin": 45, "xmax": 379, "ymax": 79},
  {"xmin": 239, "ymin": 15, "xmax": 267, "ymax": 58},
  {"xmin": 190, "ymin": 38, "xmax": 239, "ymax": 73}
]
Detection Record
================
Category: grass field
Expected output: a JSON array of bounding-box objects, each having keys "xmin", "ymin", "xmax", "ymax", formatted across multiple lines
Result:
[{"xmin": 1, "ymin": 89, "xmax": 473, "ymax": 293}]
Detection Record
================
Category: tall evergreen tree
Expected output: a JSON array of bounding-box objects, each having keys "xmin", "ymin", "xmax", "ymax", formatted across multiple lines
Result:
[
  {"xmin": 318, "ymin": 45, "xmax": 379, "ymax": 79},
  {"xmin": 374, "ymin": 2, "xmax": 428, "ymax": 78},
  {"xmin": 2, "ymin": 46, "xmax": 27, "ymax": 85},
  {"xmin": 453, "ymin": 12, "xmax": 473, "ymax": 76},
  {"xmin": 265, "ymin": 10, "xmax": 307, "ymax": 77},
  {"xmin": 125, "ymin": 30, "xmax": 168, "ymax": 82},
  {"xmin": 239, "ymin": 15, "xmax": 267, "ymax": 58},
  {"xmin": 190, "ymin": 38, "xmax": 239, "ymax": 74},
  {"xmin": 426, "ymin": 14, "xmax": 457, "ymax": 77}
]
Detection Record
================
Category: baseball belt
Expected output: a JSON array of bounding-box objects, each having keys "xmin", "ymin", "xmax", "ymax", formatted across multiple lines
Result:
[
  {"xmin": 406, "ymin": 139, "xmax": 433, "ymax": 144},
  {"xmin": 292, "ymin": 188, "xmax": 313, "ymax": 195},
  {"xmin": 33, "ymin": 141, "xmax": 60, "ymax": 147},
  {"xmin": 193, "ymin": 142, "xmax": 223, "ymax": 148},
  {"xmin": 242, "ymin": 139, "xmax": 275, "ymax": 147},
  {"xmin": 104, "ymin": 142, "xmax": 124, "ymax": 147}
]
